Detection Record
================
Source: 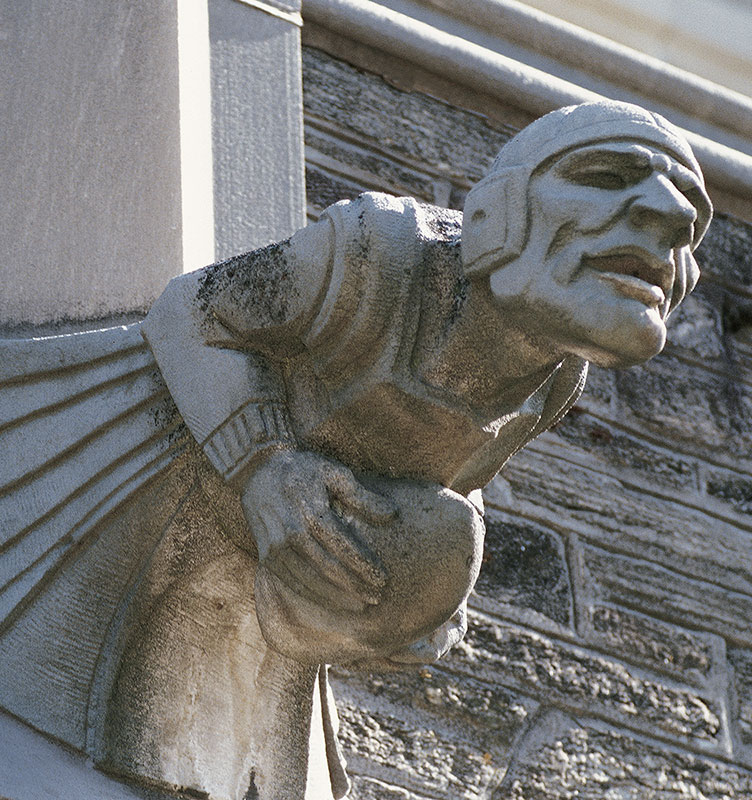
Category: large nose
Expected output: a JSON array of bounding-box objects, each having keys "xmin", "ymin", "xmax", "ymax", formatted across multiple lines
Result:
[{"xmin": 627, "ymin": 173, "xmax": 697, "ymax": 248}]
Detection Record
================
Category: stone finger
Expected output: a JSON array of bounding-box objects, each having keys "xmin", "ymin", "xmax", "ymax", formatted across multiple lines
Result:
[
  {"xmin": 306, "ymin": 508, "xmax": 387, "ymax": 591},
  {"xmin": 292, "ymin": 529, "xmax": 382, "ymax": 606},
  {"xmin": 326, "ymin": 468, "xmax": 397, "ymax": 525},
  {"xmin": 277, "ymin": 545, "xmax": 367, "ymax": 613}
]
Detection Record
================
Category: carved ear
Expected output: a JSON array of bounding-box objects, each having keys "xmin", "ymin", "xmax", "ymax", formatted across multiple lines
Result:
[{"xmin": 462, "ymin": 166, "xmax": 529, "ymax": 277}]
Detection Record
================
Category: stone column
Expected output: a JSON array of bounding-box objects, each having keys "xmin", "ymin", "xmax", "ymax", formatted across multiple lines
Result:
[
  {"xmin": 0, "ymin": 0, "xmax": 214, "ymax": 328},
  {"xmin": 209, "ymin": 0, "xmax": 307, "ymax": 259},
  {"xmin": 0, "ymin": 1, "xmax": 317, "ymax": 797}
]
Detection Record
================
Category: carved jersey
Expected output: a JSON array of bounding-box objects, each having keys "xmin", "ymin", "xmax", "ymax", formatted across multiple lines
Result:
[
  {"xmin": 290, "ymin": 192, "xmax": 588, "ymax": 494},
  {"xmin": 146, "ymin": 192, "xmax": 587, "ymax": 496}
]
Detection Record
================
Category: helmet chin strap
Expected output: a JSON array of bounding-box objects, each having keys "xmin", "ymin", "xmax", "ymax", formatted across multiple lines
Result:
[{"xmin": 667, "ymin": 248, "xmax": 700, "ymax": 316}]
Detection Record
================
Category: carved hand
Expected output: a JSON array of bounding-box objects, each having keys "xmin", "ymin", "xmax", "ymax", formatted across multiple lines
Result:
[
  {"xmin": 350, "ymin": 603, "xmax": 468, "ymax": 671},
  {"xmin": 392, "ymin": 602, "xmax": 468, "ymax": 664},
  {"xmin": 241, "ymin": 450, "xmax": 397, "ymax": 613}
]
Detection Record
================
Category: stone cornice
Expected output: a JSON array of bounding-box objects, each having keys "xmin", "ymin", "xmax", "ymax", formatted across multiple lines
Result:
[
  {"xmin": 234, "ymin": 0, "xmax": 302, "ymax": 26},
  {"xmin": 404, "ymin": 0, "xmax": 752, "ymax": 145},
  {"xmin": 302, "ymin": 0, "xmax": 752, "ymax": 204}
]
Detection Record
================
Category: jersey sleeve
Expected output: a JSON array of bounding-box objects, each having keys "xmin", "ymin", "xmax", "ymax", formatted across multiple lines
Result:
[{"xmin": 141, "ymin": 219, "xmax": 333, "ymax": 484}]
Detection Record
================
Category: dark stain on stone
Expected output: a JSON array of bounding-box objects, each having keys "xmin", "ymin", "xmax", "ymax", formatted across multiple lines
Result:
[
  {"xmin": 588, "ymin": 424, "xmax": 612, "ymax": 444},
  {"xmin": 477, "ymin": 518, "xmax": 572, "ymax": 625},
  {"xmin": 196, "ymin": 240, "xmax": 294, "ymax": 329},
  {"xmin": 722, "ymin": 293, "xmax": 752, "ymax": 336},
  {"xmin": 243, "ymin": 770, "xmax": 260, "ymax": 800}
]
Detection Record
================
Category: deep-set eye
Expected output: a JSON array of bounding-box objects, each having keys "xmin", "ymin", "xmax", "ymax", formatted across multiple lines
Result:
[{"xmin": 572, "ymin": 169, "xmax": 628, "ymax": 189}]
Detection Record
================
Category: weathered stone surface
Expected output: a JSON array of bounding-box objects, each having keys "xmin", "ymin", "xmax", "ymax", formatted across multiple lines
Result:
[
  {"xmin": 582, "ymin": 543, "xmax": 752, "ymax": 648},
  {"xmin": 335, "ymin": 704, "xmax": 502, "ymax": 800},
  {"xmin": 501, "ymin": 446, "xmax": 752, "ymax": 597},
  {"xmin": 725, "ymin": 321, "xmax": 752, "ymax": 388},
  {"xmin": 330, "ymin": 666, "xmax": 534, "ymax": 798},
  {"xmin": 0, "ymin": 708, "xmax": 184, "ymax": 800},
  {"xmin": 331, "ymin": 666, "xmax": 536, "ymax": 746},
  {"xmin": 209, "ymin": 0, "xmax": 306, "ymax": 259},
  {"xmin": 302, "ymin": 47, "xmax": 514, "ymax": 185},
  {"xmin": 577, "ymin": 363, "xmax": 618, "ymax": 410},
  {"xmin": 293, "ymin": 46, "xmax": 750, "ymax": 800},
  {"xmin": 706, "ymin": 471, "xmax": 752, "ymax": 515},
  {"xmin": 696, "ymin": 212, "xmax": 752, "ymax": 290},
  {"xmin": 305, "ymin": 129, "xmax": 441, "ymax": 205},
  {"xmin": 347, "ymin": 775, "xmax": 435, "ymax": 800},
  {"xmin": 475, "ymin": 513, "xmax": 572, "ymax": 627},
  {"xmin": 665, "ymin": 281, "xmax": 725, "ymax": 362},
  {"xmin": 0, "ymin": 2, "xmax": 185, "ymax": 326},
  {"xmin": 448, "ymin": 613, "xmax": 725, "ymax": 747},
  {"xmin": 614, "ymin": 351, "xmax": 752, "ymax": 453},
  {"xmin": 550, "ymin": 411, "xmax": 698, "ymax": 493},
  {"xmin": 728, "ymin": 648, "xmax": 752, "ymax": 747},
  {"xmin": 587, "ymin": 604, "xmax": 720, "ymax": 685},
  {"xmin": 3, "ymin": 89, "xmax": 719, "ymax": 799},
  {"xmin": 503, "ymin": 710, "xmax": 752, "ymax": 799},
  {"xmin": 306, "ymin": 164, "xmax": 371, "ymax": 214}
]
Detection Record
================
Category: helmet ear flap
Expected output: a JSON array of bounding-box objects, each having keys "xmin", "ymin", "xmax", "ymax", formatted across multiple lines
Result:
[{"xmin": 462, "ymin": 166, "xmax": 529, "ymax": 277}]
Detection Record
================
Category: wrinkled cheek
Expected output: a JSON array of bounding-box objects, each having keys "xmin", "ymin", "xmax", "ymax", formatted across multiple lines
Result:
[
  {"xmin": 548, "ymin": 235, "xmax": 586, "ymax": 285},
  {"xmin": 583, "ymin": 194, "xmax": 625, "ymax": 227}
]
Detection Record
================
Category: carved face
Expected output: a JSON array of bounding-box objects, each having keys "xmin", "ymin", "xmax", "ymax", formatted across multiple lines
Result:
[{"xmin": 489, "ymin": 140, "xmax": 709, "ymax": 367}]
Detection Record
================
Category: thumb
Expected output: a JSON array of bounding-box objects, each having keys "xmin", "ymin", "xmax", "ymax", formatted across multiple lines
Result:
[{"xmin": 389, "ymin": 616, "xmax": 466, "ymax": 665}]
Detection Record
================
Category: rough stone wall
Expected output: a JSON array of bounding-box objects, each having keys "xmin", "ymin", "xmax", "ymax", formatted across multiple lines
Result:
[{"xmin": 302, "ymin": 47, "xmax": 752, "ymax": 799}]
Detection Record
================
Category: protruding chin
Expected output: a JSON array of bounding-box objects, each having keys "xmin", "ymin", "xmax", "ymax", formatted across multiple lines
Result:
[{"xmin": 587, "ymin": 308, "xmax": 667, "ymax": 368}]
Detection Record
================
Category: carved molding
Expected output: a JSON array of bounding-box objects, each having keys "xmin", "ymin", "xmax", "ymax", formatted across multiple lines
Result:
[
  {"xmin": 302, "ymin": 0, "xmax": 752, "ymax": 202},
  {"xmin": 234, "ymin": 0, "xmax": 303, "ymax": 25}
]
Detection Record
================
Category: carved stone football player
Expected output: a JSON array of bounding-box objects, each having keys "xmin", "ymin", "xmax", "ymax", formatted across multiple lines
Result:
[
  {"xmin": 0, "ymin": 100, "xmax": 711, "ymax": 800},
  {"xmin": 144, "ymin": 99, "xmax": 710, "ymax": 668}
]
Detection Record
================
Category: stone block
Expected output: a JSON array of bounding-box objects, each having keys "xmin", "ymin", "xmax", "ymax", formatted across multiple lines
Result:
[
  {"xmin": 305, "ymin": 129, "xmax": 441, "ymax": 204},
  {"xmin": 577, "ymin": 363, "xmax": 617, "ymax": 410},
  {"xmin": 696, "ymin": 212, "xmax": 752, "ymax": 291},
  {"xmin": 0, "ymin": 1, "xmax": 184, "ymax": 325},
  {"xmin": 306, "ymin": 165, "xmax": 366, "ymax": 214},
  {"xmin": 501, "ymin": 447, "xmax": 752, "ymax": 597},
  {"xmin": 329, "ymin": 664, "xmax": 534, "ymax": 799},
  {"xmin": 728, "ymin": 648, "xmax": 752, "ymax": 748},
  {"xmin": 447, "ymin": 613, "xmax": 726, "ymax": 748},
  {"xmin": 587, "ymin": 604, "xmax": 721, "ymax": 686},
  {"xmin": 582, "ymin": 543, "xmax": 752, "ymax": 648},
  {"xmin": 347, "ymin": 775, "xmax": 434, "ymax": 800},
  {"xmin": 664, "ymin": 281, "xmax": 725, "ymax": 362},
  {"xmin": 706, "ymin": 470, "xmax": 752, "ymax": 515},
  {"xmin": 475, "ymin": 512, "xmax": 572, "ymax": 627},
  {"xmin": 503, "ymin": 710, "xmax": 752, "ymax": 799},
  {"xmin": 549, "ymin": 412, "xmax": 698, "ymax": 493},
  {"xmin": 302, "ymin": 47, "xmax": 514, "ymax": 185},
  {"xmin": 614, "ymin": 352, "xmax": 752, "ymax": 454},
  {"xmin": 331, "ymin": 666, "xmax": 536, "ymax": 747}
]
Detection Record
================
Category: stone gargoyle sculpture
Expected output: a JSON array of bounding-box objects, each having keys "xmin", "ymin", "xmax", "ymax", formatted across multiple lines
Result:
[{"xmin": 0, "ymin": 101, "xmax": 712, "ymax": 800}]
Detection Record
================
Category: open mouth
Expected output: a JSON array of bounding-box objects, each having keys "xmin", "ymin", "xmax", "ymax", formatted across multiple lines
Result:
[{"xmin": 582, "ymin": 249, "xmax": 672, "ymax": 310}]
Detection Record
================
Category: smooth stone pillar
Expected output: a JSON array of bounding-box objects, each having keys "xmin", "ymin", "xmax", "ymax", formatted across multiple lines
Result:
[
  {"xmin": 0, "ymin": 0, "xmax": 213, "ymax": 327},
  {"xmin": 209, "ymin": 0, "xmax": 307, "ymax": 258}
]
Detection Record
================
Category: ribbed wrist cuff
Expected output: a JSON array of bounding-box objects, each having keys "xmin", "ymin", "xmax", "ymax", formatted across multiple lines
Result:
[{"xmin": 202, "ymin": 400, "xmax": 295, "ymax": 483}]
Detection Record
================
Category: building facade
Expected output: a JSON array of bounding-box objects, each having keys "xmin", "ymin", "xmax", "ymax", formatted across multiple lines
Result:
[{"xmin": 2, "ymin": 1, "xmax": 752, "ymax": 798}]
